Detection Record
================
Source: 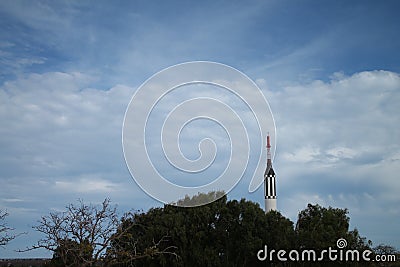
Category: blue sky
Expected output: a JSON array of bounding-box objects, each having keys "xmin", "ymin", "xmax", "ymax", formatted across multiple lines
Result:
[{"xmin": 1, "ymin": 0, "xmax": 400, "ymax": 258}]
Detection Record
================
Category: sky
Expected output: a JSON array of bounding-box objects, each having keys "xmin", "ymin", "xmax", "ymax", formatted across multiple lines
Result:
[{"xmin": 1, "ymin": 0, "xmax": 399, "ymax": 258}]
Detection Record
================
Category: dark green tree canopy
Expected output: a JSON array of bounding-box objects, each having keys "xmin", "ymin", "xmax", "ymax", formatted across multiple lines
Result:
[
  {"xmin": 295, "ymin": 203, "xmax": 371, "ymax": 252},
  {"xmin": 111, "ymin": 194, "xmax": 293, "ymax": 266},
  {"xmin": 296, "ymin": 203, "xmax": 350, "ymax": 249},
  {"xmin": 108, "ymin": 195, "xmax": 376, "ymax": 267}
]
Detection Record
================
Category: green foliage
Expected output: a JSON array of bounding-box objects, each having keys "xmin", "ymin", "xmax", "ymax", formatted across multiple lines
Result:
[
  {"xmin": 108, "ymin": 195, "xmax": 380, "ymax": 267},
  {"xmin": 295, "ymin": 204, "xmax": 350, "ymax": 249},
  {"xmin": 294, "ymin": 204, "xmax": 375, "ymax": 266},
  {"xmin": 108, "ymin": 193, "xmax": 296, "ymax": 267},
  {"xmin": 265, "ymin": 210, "xmax": 295, "ymax": 249},
  {"xmin": 295, "ymin": 203, "xmax": 372, "ymax": 252}
]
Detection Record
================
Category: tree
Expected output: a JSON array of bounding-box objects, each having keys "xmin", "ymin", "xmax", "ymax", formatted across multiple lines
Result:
[
  {"xmin": 264, "ymin": 210, "xmax": 296, "ymax": 250},
  {"xmin": 50, "ymin": 238, "xmax": 93, "ymax": 266},
  {"xmin": 373, "ymin": 243, "xmax": 399, "ymax": 264},
  {"xmin": 21, "ymin": 198, "xmax": 172, "ymax": 267},
  {"xmin": 109, "ymin": 194, "xmax": 392, "ymax": 267},
  {"xmin": 295, "ymin": 203, "xmax": 373, "ymax": 266},
  {"xmin": 296, "ymin": 204, "xmax": 351, "ymax": 249},
  {"xmin": 109, "ymin": 192, "xmax": 296, "ymax": 267},
  {"xmin": 0, "ymin": 210, "xmax": 15, "ymax": 247},
  {"xmin": 373, "ymin": 243, "xmax": 398, "ymax": 255},
  {"xmin": 106, "ymin": 209, "xmax": 179, "ymax": 266},
  {"xmin": 216, "ymin": 198, "xmax": 279, "ymax": 266},
  {"xmin": 109, "ymin": 193, "xmax": 229, "ymax": 266},
  {"xmin": 21, "ymin": 199, "xmax": 122, "ymax": 266}
]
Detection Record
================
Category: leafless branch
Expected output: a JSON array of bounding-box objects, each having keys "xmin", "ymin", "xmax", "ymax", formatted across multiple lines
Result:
[
  {"xmin": 0, "ymin": 210, "xmax": 17, "ymax": 247},
  {"xmin": 18, "ymin": 199, "xmax": 179, "ymax": 266}
]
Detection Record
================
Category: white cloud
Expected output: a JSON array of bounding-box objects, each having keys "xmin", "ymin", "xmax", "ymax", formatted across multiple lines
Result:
[
  {"xmin": 54, "ymin": 177, "xmax": 119, "ymax": 193},
  {"xmin": 0, "ymin": 71, "xmax": 135, "ymax": 207},
  {"xmin": 272, "ymin": 70, "xmax": 399, "ymax": 158},
  {"xmin": 1, "ymin": 198, "xmax": 24, "ymax": 203},
  {"xmin": 281, "ymin": 146, "xmax": 321, "ymax": 163},
  {"xmin": 326, "ymin": 146, "xmax": 357, "ymax": 160}
]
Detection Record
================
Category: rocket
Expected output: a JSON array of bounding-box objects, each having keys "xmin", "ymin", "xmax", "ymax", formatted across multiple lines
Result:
[{"xmin": 265, "ymin": 133, "xmax": 277, "ymax": 213}]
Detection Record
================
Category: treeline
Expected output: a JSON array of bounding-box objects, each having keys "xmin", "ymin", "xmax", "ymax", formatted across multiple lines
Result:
[
  {"xmin": 2, "ymin": 192, "xmax": 399, "ymax": 266},
  {"xmin": 108, "ymin": 193, "xmax": 373, "ymax": 267}
]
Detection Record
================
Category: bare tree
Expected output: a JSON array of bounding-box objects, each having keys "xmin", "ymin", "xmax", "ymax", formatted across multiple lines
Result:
[
  {"xmin": 20, "ymin": 198, "xmax": 177, "ymax": 266},
  {"xmin": 0, "ymin": 210, "xmax": 15, "ymax": 247},
  {"xmin": 18, "ymin": 199, "xmax": 119, "ymax": 266}
]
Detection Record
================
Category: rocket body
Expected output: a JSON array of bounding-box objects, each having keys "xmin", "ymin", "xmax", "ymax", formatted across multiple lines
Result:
[
  {"xmin": 265, "ymin": 198, "xmax": 276, "ymax": 212},
  {"xmin": 264, "ymin": 134, "xmax": 277, "ymax": 213}
]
